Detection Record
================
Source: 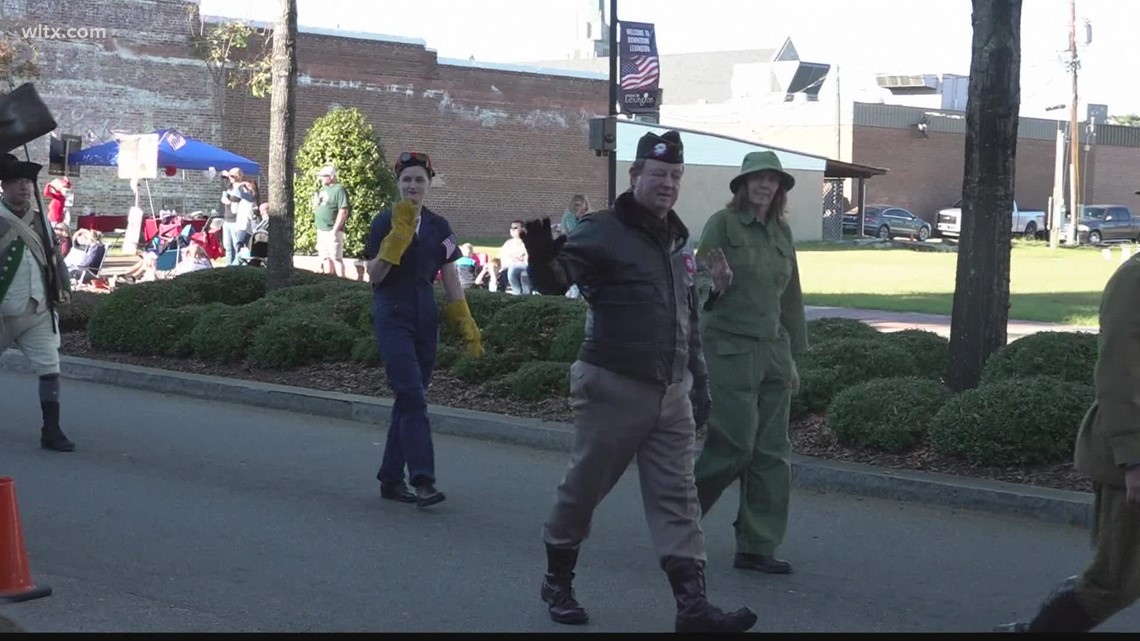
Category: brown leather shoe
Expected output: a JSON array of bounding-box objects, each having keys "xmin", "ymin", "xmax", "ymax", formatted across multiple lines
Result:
[
  {"xmin": 734, "ymin": 553, "xmax": 793, "ymax": 574},
  {"xmin": 379, "ymin": 482, "xmax": 416, "ymax": 503}
]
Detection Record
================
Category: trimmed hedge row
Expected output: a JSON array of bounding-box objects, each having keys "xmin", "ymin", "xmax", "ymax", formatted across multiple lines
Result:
[
  {"xmin": 76, "ymin": 270, "xmax": 1101, "ymax": 468},
  {"xmin": 81, "ymin": 268, "xmax": 582, "ymax": 402},
  {"xmin": 798, "ymin": 319, "xmax": 1099, "ymax": 467}
]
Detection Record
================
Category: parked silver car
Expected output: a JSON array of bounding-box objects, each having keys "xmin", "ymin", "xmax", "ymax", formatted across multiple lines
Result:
[{"xmin": 843, "ymin": 204, "xmax": 931, "ymax": 241}]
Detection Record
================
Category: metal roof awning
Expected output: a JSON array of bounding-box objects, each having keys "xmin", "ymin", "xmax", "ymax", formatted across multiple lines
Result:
[{"xmin": 825, "ymin": 158, "xmax": 889, "ymax": 179}]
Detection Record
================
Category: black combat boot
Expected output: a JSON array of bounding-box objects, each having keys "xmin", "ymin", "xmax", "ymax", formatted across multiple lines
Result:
[
  {"xmin": 540, "ymin": 544, "xmax": 588, "ymax": 625},
  {"xmin": 40, "ymin": 401, "xmax": 75, "ymax": 452},
  {"xmin": 994, "ymin": 576, "xmax": 1100, "ymax": 632},
  {"xmin": 663, "ymin": 556, "xmax": 758, "ymax": 633}
]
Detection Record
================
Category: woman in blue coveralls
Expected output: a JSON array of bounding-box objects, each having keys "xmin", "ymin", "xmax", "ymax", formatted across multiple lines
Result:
[{"xmin": 363, "ymin": 151, "xmax": 484, "ymax": 508}]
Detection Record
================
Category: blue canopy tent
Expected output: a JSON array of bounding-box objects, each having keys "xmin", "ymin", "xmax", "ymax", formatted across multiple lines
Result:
[{"xmin": 66, "ymin": 129, "xmax": 260, "ymax": 175}]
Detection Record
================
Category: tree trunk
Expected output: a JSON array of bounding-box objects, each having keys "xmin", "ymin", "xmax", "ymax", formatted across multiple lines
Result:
[
  {"xmin": 945, "ymin": 0, "xmax": 1022, "ymax": 392},
  {"xmin": 265, "ymin": 0, "xmax": 297, "ymax": 291}
]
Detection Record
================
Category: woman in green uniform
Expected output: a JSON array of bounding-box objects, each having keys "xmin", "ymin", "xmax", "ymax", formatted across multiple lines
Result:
[{"xmin": 693, "ymin": 150, "xmax": 808, "ymax": 575}]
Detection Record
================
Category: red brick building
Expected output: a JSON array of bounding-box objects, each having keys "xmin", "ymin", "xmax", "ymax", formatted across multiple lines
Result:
[{"xmin": 2, "ymin": 0, "xmax": 610, "ymax": 240}]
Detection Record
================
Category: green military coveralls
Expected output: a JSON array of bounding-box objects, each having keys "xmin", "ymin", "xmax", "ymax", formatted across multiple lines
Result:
[{"xmin": 693, "ymin": 207, "xmax": 807, "ymax": 558}]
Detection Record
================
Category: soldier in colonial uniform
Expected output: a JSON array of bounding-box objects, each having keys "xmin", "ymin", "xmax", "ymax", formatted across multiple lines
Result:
[
  {"xmin": 996, "ymin": 251, "xmax": 1140, "ymax": 632},
  {"xmin": 0, "ymin": 153, "xmax": 76, "ymax": 452},
  {"xmin": 521, "ymin": 131, "xmax": 758, "ymax": 633}
]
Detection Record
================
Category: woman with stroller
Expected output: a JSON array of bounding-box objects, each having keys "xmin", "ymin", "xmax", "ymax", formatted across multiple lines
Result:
[{"xmin": 362, "ymin": 151, "xmax": 484, "ymax": 508}]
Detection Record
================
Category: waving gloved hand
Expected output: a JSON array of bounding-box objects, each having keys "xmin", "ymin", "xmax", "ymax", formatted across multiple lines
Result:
[
  {"xmin": 520, "ymin": 217, "xmax": 565, "ymax": 267},
  {"xmin": 378, "ymin": 199, "xmax": 418, "ymax": 265},
  {"xmin": 443, "ymin": 298, "xmax": 484, "ymax": 357},
  {"xmin": 691, "ymin": 374, "xmax": 712, "ymax": 429}
]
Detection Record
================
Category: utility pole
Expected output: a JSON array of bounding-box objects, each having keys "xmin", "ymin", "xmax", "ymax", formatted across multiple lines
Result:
[
  {"xmin": 835, "ymin": 65, "xmax": 842, "ymax": 159},
  {"xmin": 607, "ymin": 0, "xmax": 618, "ymax": 207},
  {"xmin": 1067, "ymin": 0, "xmax": 1081, "ymax": 244}
]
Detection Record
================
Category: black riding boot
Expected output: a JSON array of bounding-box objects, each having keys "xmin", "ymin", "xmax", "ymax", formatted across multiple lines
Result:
[
  {"xmin": 994, "ymin": 576, "xmax": 1100, "ymax": 632},
  {"xmin": 40, "ymin": 400, "xmax": 74, "ymax": 452},
  {"xmin": 663, "ymin": 556, "xmax": 758, "ymax": 633},
  {"xmin": 540, "ymin": 544, "xmax": 588, "ymax": 625}
]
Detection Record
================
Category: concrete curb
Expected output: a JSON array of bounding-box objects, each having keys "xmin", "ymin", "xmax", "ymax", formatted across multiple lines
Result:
[{"xmin": 1, "ymin": 351, "xmax": 1092, "ymax": 528}]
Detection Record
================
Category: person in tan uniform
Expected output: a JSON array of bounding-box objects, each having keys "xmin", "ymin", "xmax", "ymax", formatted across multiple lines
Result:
[
  {"xmin": 996, "ymin": 252, "xmax": 1140, "ymax": 632},
  {"xmin": 521, "ymin": 130, "xmax": 758, "ymax": 633}
]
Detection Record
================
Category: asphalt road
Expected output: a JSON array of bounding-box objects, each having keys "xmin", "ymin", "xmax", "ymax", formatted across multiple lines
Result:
[{"xmin": 1, "ymin": 370, "xmax": 1137, "ymax": 632}]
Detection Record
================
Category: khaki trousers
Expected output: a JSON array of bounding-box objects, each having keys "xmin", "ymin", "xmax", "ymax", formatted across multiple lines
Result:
[
  {"xmin": 543, "ymin": 360, "xmax": 707, "ymax": 562},
  {"xmin": 0, "ymin": 301, "xmax": 60, "ymax": 376},
  {"xmin": 1075, "ymin": 483, "xmax": 1140, "ymax": 621}
]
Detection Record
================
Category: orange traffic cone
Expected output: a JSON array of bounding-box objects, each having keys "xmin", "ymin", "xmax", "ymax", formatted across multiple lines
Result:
[{"xmin": 0, "ymin": 477, "xmax": 50, "ymax": 602}]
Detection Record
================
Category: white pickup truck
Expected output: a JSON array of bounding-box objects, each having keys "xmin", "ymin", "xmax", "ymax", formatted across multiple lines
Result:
[{"xmin": 936, "ymin": 200, "xmax": 1047, "ymax": 240}]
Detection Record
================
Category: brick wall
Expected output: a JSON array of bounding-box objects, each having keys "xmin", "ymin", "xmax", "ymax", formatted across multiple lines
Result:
[
  {"xmin": 2, "ymin": 0, "xmax": 609, "ymax": 241},
  {"xmin": 1083, "ymin": 145, "xmax": 1140, "ymax": 209},
  {"xmin": 850, "ymin": 125, "xmax": 1056, "ymax": 224},
  {"xmin": 224, "ymin": 30, "xmax": 609, "ymax": 241},
  {"xmin": 2, "ymin": 0, "xmax": 224, "ymax": 216}
]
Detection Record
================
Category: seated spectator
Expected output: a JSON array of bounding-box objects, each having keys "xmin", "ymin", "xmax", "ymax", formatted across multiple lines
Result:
[
  {"xmin": 560, "ymin": 194, "xmax": 591, "ymax": 237},
  {"xmin": 498, "ymin": 220, "xmax": 530, "ymax": 295},
  {"xmin": 65, "ymin": 229, "xmax": 106, "ymax": 283},
  {"xmin": 475, "ymin": 257, "xmax": 506, "ymax": 292},
  {"xmin": 455, "ymin": 243, "xmax": 481, "ymax": 289},
  {"xmin": 173, "ymin": 243, "xmax": 213, "ymax": 276}
]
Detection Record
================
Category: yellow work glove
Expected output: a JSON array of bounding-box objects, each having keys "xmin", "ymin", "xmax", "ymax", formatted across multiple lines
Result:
[
  {"xmin": 443, "ymin": 298, "xmax": 484, "ymax": 357},
  {"xmin": 378, "ymin": 199, "xmax": 418, "ymax": 265}
]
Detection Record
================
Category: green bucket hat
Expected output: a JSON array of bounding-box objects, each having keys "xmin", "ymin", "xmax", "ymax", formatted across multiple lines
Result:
[{"xmin": 729, "ymin": 150, "xmax": 795, "ymax": 194}]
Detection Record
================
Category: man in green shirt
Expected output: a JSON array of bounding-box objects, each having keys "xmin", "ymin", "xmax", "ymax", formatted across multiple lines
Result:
[
  {"xmin": 314, "ymin": 165, "xmax": 350, "ymax": 277},
  {"xmin": 693, "ymin": 150, "xmax": 808, "ymax": 576}
]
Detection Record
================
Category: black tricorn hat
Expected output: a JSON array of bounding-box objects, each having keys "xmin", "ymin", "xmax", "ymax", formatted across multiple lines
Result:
[
  {"xmin": 635, "ymin": 130, "xmax": 683, "ymax": 164},
  {"xmin": 0, "ymin": 152, "xmax": 41, "ymax": 181}
]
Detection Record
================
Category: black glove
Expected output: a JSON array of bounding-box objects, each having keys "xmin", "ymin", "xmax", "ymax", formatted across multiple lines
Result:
[
  {"xmin": 520, "ymin": 217, "xmax": 565, "ymax": 267},
  {"xmin": 691, "ymin": 374, "xmax": 712, "ymax": 429}
]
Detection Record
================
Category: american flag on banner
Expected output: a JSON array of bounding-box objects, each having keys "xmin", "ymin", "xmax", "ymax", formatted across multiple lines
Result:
[
  {"xmin": 621, "ymin": 55, "xmax": 660, "ymax": 91},
  {"xmin": 163, "ymin": 130, "xmax": 187, "ymax": 150},
  {"xmin": 442, "ymin": 233, "xmax": 457, "ymax": 257}
]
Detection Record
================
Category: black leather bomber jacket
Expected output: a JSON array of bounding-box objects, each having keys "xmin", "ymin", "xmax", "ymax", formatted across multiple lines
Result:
[{"xmin": 530, "ymin": 192, "xmax": 707, "ymax": 385}]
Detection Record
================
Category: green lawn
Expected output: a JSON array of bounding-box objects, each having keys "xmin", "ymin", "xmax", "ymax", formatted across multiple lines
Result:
[{"xmin": 796, "ymin": 240, "xmax": 1126, "ymax": 326}]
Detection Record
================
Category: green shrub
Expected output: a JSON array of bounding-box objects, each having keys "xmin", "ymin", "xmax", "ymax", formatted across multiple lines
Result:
[
  {"xmin": 888, "ymin": 329, "xmax": 948, "ymax": 380},
  {"xmin": 980, "ymin": 331, "xmax": 1099, "ymax": 386},
  {"xmin": 826, "ymin": 377, "xmax": 952, "ymax": 453},
  {"xmin": 548, "ymin": 320, "xmax": 586, "ymax": 362},
  {"xmin": 798, "ymin": 338, "xmax": 919, "ymax": 408},
  {"xmin": 351, "ymin": 336, "xmax": 380, "ymax": 366},
  {"xmin": 482, "ymin": 296, "xmax": 586, "ymax": 360},
  {"xmin": 806, "ymin": 317, "xmax": 883, "ymax": 345},
  {"xmin": 435, "ymin": 343, "xmax": 459, "ymax": 370},
  {"xmin": 293, "ymin": 107, "xmax": 398, "ymax": 257},
  {"xmin": 506, "ymin": 361, "xmax": 570, "ymax": 400},
  {"xmin": 87, "ymin": 281, "xmax": 207, "ymax": 352},
  {"xmin": 58, "ymin": 290, "xmax": 103, "ymax": 333},
  {"xmin": 452, "ymin": 351, "xmax": 525, "ymax": 383},
  {"xmin": 791, "ymin": 366, "xmax": 844, "ymax": 419},
  {"xmin": 929, "ymin": 376, "xmax": 1094, "ymax": 466},
  {"xmin": 326, "ymin": 287, "xmax": 373, "ymax": 333},
  {"xmin": 435, "ymin": 286, "xmax": 526, "ymax": 329},
  {"xmin": 170, "ymin": 266, "xmax": 267, "ymax": 306},
  {"xmin": 265, "ymin": 283, "xmax": 335, "ymax": 305},
  {"xmin": 190, "ymin": 303, "xmax": 271, "ymax": 363},
  {"xmin": 247, "ymin": 307, "xmax": 356, "ymax": 369}
]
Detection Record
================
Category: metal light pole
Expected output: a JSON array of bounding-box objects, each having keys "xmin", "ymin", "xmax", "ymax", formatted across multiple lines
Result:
[{"xmin": 607, "ymin": 0, "xmax": 618, "ymax": 207}]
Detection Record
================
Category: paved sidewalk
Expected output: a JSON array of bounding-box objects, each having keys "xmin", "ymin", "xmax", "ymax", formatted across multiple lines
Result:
[{"xmin": 805, "ymin": 305, "xmax": 1097, "ymax": 340}]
